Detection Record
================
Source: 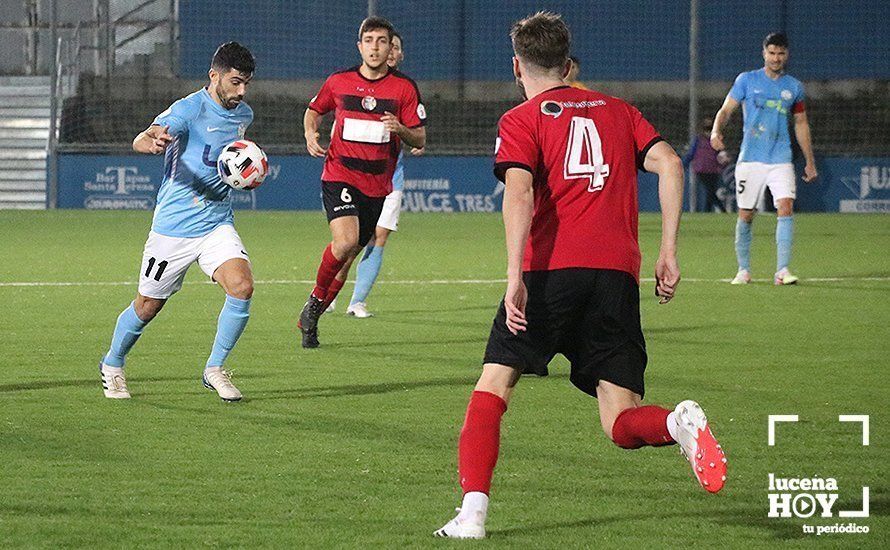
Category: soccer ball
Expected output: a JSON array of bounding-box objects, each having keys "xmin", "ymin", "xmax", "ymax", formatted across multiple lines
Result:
[{"xmin": 217, "ymin": 140, "xmax": 269, "ymax": 190}]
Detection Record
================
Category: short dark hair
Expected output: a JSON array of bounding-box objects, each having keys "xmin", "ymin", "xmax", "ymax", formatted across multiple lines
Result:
[
  {"xmin": 358, "ymin": 16, "xmax": 395, "ymax": 40},
  {"xmin": 510, "ymin": 11, "xmax": 571, "ymax": 70},
  {"xmin": 211, "ymin": 42, "xmax": 255, "ymax": 75},
  {"xmin": 763, "ymin": 32, "xmax": 789, "ymax": 49}
]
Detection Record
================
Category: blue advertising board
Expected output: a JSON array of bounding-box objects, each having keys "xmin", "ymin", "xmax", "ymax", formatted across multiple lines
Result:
[{"xmin": 58, "ymin": 154, "xmax": 890, "ymax": 214}]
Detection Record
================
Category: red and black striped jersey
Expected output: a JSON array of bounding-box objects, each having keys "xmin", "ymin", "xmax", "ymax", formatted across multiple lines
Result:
[
  {"xmin": 309, "ymin": 66, "xmax": 426, "ymax": 197},
  {"xmin": 494, "ymin": 86, "xmax": 662, "ymax": 281}
]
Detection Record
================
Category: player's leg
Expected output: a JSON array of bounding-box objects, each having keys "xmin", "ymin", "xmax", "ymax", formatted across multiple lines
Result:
[
  {"xmin": 196, "ymin": 225, "xmax": 253, "ymax": 401},
  {"xmin": 435, "ymin": 363, "xmax": 519, "ymax": 539},
  {"xmin": 100, "ymin": 231, "xmax": 193, "ymax": 398},
  {"xmin": 299, "ymin": 183, "xmax": 364, "ymax": 348},
  {"xmin": 349, "ymin": 189, "xmax": 401, "ymax": 317},
  {"xmin": 581, "ymin": 269, "xmax": 726, "ymax": 493},
  {"xmin": 770, "ymin": 164, "xmax": 798, "ymax": 285},
  {"xmin": 348, "ymin": 226, "xmax": 391, "ymax": 318},
  {"xmin": 732, "ymin": 162, "xmax": 763, "ymax": 284}
]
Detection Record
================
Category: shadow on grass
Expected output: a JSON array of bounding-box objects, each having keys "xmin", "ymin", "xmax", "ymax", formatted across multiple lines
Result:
[
  {"xmin": 248, "ymin": 375, "xmax": 479, "ymax": 401},
  {"xmin": 490, "ymin": 505, "xmax": 809, "ymax": 542},
  {"xmin": 0, "ymin": 373, "xmax": 270, "ymax": 394}
]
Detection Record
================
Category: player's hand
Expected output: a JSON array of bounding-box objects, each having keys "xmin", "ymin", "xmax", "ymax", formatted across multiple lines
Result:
[
  {"xmin": 305, "ymin": 131, "xmax": 327, "ymax": 158},
  {"xmin": 381, "ymin": 111, "xmax": 404, "ymax": 136},
  {"xmin": 710, "ymin": 132, "xmax": 725, "ymax": 151},
  {"xmin": 503, "ymin": 278, "xmax": 528, "ymax": 335},
  {"xmin": 802, "ymin": 163, "xmax": 818, "ymax": 183},
  {"xmin": 410, "ymin": 146, "xmax": 425, "ymax": 156},
  {"xmin": 655, "ymin": 251, "xmax": 681, "ymax": 304},
  {"xmin": 148, "ymin": 125, "xmax": 172, "ymax": 154}
]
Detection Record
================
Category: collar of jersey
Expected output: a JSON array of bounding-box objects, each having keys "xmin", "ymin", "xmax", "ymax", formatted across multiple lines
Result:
[{"xmin": 353, "ymin": 65, "xmax": 392, "ymax": 83}]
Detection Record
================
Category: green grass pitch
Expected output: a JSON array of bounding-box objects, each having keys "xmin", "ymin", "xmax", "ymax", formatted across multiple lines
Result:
[{"xmin": 0, "ymin": 210, "xmax": 887, "ymax": 548}]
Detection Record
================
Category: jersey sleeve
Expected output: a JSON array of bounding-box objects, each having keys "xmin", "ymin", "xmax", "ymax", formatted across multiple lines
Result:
[
  {"xmin": 627, "ymin": 104, "xmax": 664, "ymax": 171},
  {"xmin": 728, "ymin": 72, "xmax": 747, "ymax": 102},
  {"xmin": 399, "ymin": 80, "xmax": 426, "ymax": 128},
  {"xmin": 493, "ymin": 110, "xmax": 537, "ymax": 183},
  {"xmin": 792, "ymin": 82, "xmax": 806, "ymax": 114},
  {"xmin": 152, "ymin": 97, "xmax": 195, "ymax": 137},
  {"xmin": 308, "ymin": 76, "xmax": 336, "ymax": 115}
]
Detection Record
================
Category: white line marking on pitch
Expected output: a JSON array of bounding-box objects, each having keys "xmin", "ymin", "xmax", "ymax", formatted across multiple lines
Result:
[{"xmin": 1, "ymin": 276, "xmax": 888, "ymax": 288}]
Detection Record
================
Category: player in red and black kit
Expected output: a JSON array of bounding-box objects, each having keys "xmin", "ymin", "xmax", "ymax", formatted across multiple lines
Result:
[
  {"xmin": 300, "ymin": 16, "xmax": 426, "ymax": 348},
  {"xmin": 435, "ymin": 12, "xmax": 727, "ymax": 539}
]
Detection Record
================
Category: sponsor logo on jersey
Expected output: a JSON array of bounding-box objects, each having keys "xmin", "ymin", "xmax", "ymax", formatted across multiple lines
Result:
[
  {"xmin": 540, "ymin": 100, "xmax": 563, "ymax": 118},
  {"xmin": 362, "ymin": 96, "xmax": 377, "ymax": 111}
]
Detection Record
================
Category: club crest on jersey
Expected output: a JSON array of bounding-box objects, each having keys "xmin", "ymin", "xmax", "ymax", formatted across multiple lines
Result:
[
  {"xmin": 781, "ymin": 89, "xmax": 793, "ymax": 101},
  {"xmin": 541, "ymin": 100, "xmax": 563, "ymax": 118},
  {"xmin": 362, "ymin": 96, "xmax": 377, "ymax": 111}
]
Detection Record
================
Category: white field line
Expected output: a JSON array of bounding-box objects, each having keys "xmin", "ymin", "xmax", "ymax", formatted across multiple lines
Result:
[{"xmin": 1, "ymin": 277, "xmax": 889, "ymax": 288}]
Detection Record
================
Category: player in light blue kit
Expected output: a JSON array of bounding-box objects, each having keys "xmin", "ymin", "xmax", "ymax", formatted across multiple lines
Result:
[
  {"xmin": 99, "ymin": 43, "xmax": 256, "ymax": 401},
  {"xmin": 711, "ymin": 32, "xmax": 817, "ymax": 285},
  {"xmin": 343, "ymin": 31, "xmax": 424, "ymax": 318}
]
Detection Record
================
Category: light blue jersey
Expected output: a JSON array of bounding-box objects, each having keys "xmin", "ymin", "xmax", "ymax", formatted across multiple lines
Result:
[
  {"xmin": 392, "ymin": 151, "xmax": 405, "ymax": 192},
  {"xmin": 150, "ymin": 88, "xmax": 254, "ymax": 237},
  {"xmin": 729, "ymin": 68, "xmax": 805, "ymax": 164}
]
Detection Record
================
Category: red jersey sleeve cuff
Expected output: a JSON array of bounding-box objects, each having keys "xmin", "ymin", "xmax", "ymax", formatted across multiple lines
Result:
[
  {"xmin": 407, "ymin": 120, "xmax": 426, "ymax": 128},
  {"xmin": 494, "ymin": 161, "xmax": 534, "ymax": 183},
  {"xmin": 308, "ymin": 105, "xmax": 328, "ymax": 115},
  {"xmin": 792, "ymin": 101, "xmax": 806, "ymax": 114},
  {"xmin": 637, "ymin": 136, "xmax": 665, "ymax": 172}
]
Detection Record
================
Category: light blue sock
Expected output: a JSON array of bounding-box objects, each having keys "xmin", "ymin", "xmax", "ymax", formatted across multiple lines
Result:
[
  {"xmin": 776, "ymin": 216, "xmax": 794, "ymax": 271},
  {"xmin": 350, "ymin": 245, "xmax": 385, "ymax": 305},
  {"xmin": 206, "ymin": 295, "xmax": 251, "ymax": 368},
  {"xmin": 103, "ymin": 302, "xmax": 148, "ymax": 368},
  {"xmin": 735, "ymin": 218, "xmax": 752, "ymax": 271}
]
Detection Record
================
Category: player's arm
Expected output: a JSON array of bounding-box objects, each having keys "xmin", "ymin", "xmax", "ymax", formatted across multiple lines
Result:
[
  {"xmin": 132, "ymin": 124, "xmax": 172, "ymax": 155},
  {"xmin": 381, "ymin": 111, "xmax": 426, "ymax": 149},
  {"xmin": 303, "ymin": 108, "xmax": 327, "ymax": 158},
  {"xmin": 710, "ymin": 95, "xmax": 740, "ymax": 151},
  {"xmin": 502, "ymin": 167, "xmax": 534, "ymax": 334},
  {"xmin": 643, "ymin": 140, "xmax": 684, "ymax": 303},
  {"xmin": 793, "ymin": 110, "xmax": 818, "ymax": 182}
]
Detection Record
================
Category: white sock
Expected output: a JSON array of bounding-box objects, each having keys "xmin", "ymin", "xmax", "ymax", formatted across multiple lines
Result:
[
  {"xmin": 666, "ymin": 411, "xmax": 679, "ymax": 442},
  {"xmin": 459, "ymin": 492, "xmax": 489, "ymax": 523}
]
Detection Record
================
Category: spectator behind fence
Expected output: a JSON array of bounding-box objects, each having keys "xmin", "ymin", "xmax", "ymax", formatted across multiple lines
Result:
[{"xmin": 682, "ymin": 118, "xmax": 728, "ymax": 212}]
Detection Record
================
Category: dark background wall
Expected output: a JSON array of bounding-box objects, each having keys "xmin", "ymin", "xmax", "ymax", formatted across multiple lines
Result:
[{"xmin": 179, "ymin": 0, "xmax": 889, "ymax": 81}]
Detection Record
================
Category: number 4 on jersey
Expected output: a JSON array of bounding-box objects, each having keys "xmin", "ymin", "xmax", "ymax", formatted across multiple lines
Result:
[{"xmin": 564, "ymin": 116, "xmax": 610, "ymax": 192}]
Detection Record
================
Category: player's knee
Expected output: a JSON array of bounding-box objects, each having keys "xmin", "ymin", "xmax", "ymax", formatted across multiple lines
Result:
[
  {"xmin": 228, "ymin": 277, "xmax": 254, "ymax": 300},
  {"xmin": 331, "ymin": 239, "xmax": 358, "ymax": 260},
  {"xmin": 739, "ymin": 209, "xmax": 755, "ymax": 223},
  {"xmin": 134, "ymin": 296, "xmax": 164, "ymax": 322}
]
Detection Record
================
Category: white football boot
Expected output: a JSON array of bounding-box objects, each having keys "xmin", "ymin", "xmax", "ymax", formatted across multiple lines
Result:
[
  {"xmin": 774, "ymin": 268, "xmax": 799, "ymax": 285},
  {"xmin": 672, "ymin": 400, "xmax": 727, "ymax": 493},
  {"xmin": 434, "ymin": 508, "xmax": 486, "ymax": 539},
  {"xmin": 346, "ymin": 301, "xmax": 374, "ymax": 318},
  {"xmin": 203, "ymin": 367, "xmax": 242, "ymax": 402},
  {"xmin": 100, "ymin": 362, "xmax": 131, "ymax": 399},
  {"xmin": 730, "ymin": 269, "xmax": 751, "ymax": 285}
]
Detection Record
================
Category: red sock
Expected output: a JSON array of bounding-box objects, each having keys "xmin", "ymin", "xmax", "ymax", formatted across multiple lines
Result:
[
  {"xmin": 611, "ymin": 405, "xmax": 675, "ymax": 449},
  {"xmin": 458, "ymin": 391, "xmax": 507, "ymax": 495},
  {"xmin": 312, "ymin": 244, "xmax": 345, "ymax": 299},
  {"xmin": 322, "ymin": 277, "xmax": 345, "ymax": 310}
]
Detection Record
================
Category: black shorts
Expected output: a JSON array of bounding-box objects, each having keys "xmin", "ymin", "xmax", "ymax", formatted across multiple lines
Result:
[
  {"xmin": 483, "ymin": 268, "xmax": 648, "ymax": 398},
  {"xmin": 322, "ymin": 181, "xmax": 386, "ymax": 247}
]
